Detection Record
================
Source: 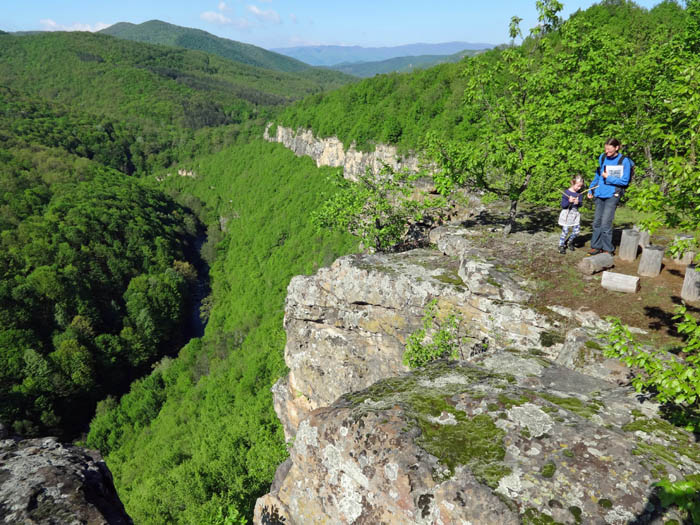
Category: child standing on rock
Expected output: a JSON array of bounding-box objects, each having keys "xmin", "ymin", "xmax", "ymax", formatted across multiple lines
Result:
[{"xmin": 558, "ymin": 175, "xmax": 585, "ymax": 254}]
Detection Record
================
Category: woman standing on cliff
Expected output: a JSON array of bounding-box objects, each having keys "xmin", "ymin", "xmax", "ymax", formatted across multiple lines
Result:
[{"xmin": 587, "ymin": 138, "xmax": 634, "ymax": 255}]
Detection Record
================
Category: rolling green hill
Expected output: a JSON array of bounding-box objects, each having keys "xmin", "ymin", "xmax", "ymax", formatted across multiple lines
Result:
[
  {"xmin": 99, "ymin": 20, "xmax": 353, "ymax": 86},
  {"xmin": 0, "ymin": 31, "xmax": 350, "ymax": 132}
]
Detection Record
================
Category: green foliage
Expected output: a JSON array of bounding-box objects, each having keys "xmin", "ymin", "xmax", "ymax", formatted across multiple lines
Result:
[
  {"xmin": 0, "ymin": 32, "xmax": 347, "ymax": 129},
  {"xmin": 88, "ymin": 140, "xmax": 356, "ymax": 523},
  {"xmin": 627, "ymin": 54, "xmax": 700, "ymax": 241},
  {"xmin": 312, "ymin": 166, "xmax": 447, "ymax": 251},
  {"xmin": 279, "ymin": 1, "xmax": 692, "ymax": 234},
  {"xmin": 603, "ymin": 306, "xmax": 700, "ymax": 415},
  {"xmin": 276, "ymin": 63, "xmax": 474, "ymax": 154},
  {"xmin": 403, "ymin": 299, "xmax": 467, "ymax": 368},
  {"xmin": 655, "ymin": 475, "xmax": 700, "ymax": 524},
  {"xmin": 0, "ymin": 171, "xmax": 198, "ymax": 436}
]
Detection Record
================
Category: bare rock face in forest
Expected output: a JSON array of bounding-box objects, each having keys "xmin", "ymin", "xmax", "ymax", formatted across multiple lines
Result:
[
  {"xmin": 264, "ymin": 124, "xmax": 422, "ymax": 181},
  {"xmin": 0, "ymin": 434, "xmax": 132, "ymax": 524},
  {"xmin": 254, "ymin": 224, "xmax": 699, "ymax": 524}
]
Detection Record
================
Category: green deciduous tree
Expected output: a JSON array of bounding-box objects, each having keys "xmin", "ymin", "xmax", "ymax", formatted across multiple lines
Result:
[{"xmin": 312, "ymin": 167, "xmax": 447, "ymax": 251}]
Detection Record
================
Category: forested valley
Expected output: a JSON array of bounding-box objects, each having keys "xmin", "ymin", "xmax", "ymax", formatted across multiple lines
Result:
[{"xmin": 2, "ymin": 0, "xmax": 700, "ymax": 523}]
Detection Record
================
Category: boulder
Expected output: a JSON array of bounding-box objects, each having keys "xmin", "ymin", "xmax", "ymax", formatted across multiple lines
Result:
[
  {"xmin": 0, "ymin": 436, "xmax": 132, "ymax": 524},
  {"xmin": 256, "ymin": 357, "xmax": 693, "ymax": 525}
]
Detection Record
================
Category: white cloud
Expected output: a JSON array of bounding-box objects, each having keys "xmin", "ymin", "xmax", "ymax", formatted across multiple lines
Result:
[
  {"xmin": 200, "ymin": 11, "xmax": 232, "ymax": 24},
  {"xmin": 200, "ymin": 10, "xmax": 251, "ymax": 29},
  {"xmin": 247, "ymin": 5, "xmax": 281, "ymax": 23},
  {"xmin": 289, "ymin": 13, "xmax": 298, "ymax": 24},
  {"xmin": 39, "ymin": 19, "xmax": 109, "ymax": 32},
  {"xmin": 218, "ymin": 1, "xmax": 231, "ymax": 10}
]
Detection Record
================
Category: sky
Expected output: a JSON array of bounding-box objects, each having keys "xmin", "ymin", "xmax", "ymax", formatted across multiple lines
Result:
[{"xmin": 1, "ymin": 0, "xmax": 664, "ymax": 50}]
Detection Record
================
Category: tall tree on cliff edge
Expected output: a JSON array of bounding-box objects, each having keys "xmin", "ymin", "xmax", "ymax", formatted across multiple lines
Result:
[{"xmin": 427, "ymin": 0, "xmax": 674, "ymax": 233}]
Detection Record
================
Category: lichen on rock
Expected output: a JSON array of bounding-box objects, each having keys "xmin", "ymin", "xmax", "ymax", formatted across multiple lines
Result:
[{"xmin": 256, "ymin": 359, "xmax": 696, "ymax": 524}]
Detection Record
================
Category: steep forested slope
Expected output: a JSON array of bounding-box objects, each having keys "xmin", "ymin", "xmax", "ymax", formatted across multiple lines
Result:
[
  {"xmin": 87, "ymin": 140, "xmax": 355, "ymax": 522},
  {"xmin": 0, "ymin": 31, "xmax": 347, "ymax": 131},
  {"xmin": 0, "ymin": 89, "xmax": 202, "ymax": 437}
]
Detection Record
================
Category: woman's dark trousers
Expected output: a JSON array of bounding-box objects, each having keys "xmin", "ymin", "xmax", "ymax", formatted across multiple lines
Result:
[{"xmin": 591, "ymin": 195, "xmax": 619, "ymax": 253}]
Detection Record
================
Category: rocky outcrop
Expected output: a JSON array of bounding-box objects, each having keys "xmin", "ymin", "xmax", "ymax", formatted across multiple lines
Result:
[
  {"xmin": 274, "ymin": 233, "xmax": 567, "ymax": 442},
  {"xmin": 264, "ymin": 124, "xmax": 422, "ymax": 181},
  {"xmin": 256, "ymin": 224, "xmax": 699, "ymax": 524},
  {"xmin": 0, "ymin": 433, "xmax": 131, "ymax": 524},
  {"xmin": 256, "ymin": 357, "xmax": 694, "ymax": 524}
]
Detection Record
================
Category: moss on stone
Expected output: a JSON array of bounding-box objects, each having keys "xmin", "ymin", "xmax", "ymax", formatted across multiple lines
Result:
[
  {"xmin": 435, "ymin": 271, "xmax": 465, "ymax": 287},
  {"xmin": 485, "ymin": 277, "xmax": 502, "ymax": 288},
  {"xmin": 540, "ymin": 331, "xmax": 565, "ymax": 348},
  {"xmin": 598, "ymin": 498, "xmax": 613, "ymax": 509},
  {"xmin": 584, "ymin": 340, "xmax": 603, "ymax": 351},
  {"xmin": 540, "ymin": 393, "xmax": 600, "ymax": 419},
  {"xmin": 341, "ymin": 362, "xmax": 513, "ymax": 487},
  {"xmin": 623, "ymin": 416, "xmax": 700, "ymax": 466},
  {"xmin": 562, "ymin": 448, "xmax": 575, "ymax": 458},
  {"xmin": 540, "ymin": 460, "xmax": 556, "ymax": 478},
  {"xmin": 413, "ymin": 396, "xmax": 509, "ymax": 487},
  {"xmin": 521, "ymin": 507, "xmax": 564, "ymax": 524},
  {"xmin": 497, "ymin": 393, "xmax": 530, "ymax": 409},
  {"xmin": 568, "ymin": 506, "xmax": 582, "ymax": 524}
]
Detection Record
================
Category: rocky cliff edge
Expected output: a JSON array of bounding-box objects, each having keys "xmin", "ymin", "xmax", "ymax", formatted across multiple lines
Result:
[{"xmin": 255, "ymin": 225, "xmax": 698, "ymax": 524}]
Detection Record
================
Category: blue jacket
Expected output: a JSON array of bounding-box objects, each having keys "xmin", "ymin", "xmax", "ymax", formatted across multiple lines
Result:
[{"xmin": 589, "ymin": 153, "xmax": 633, "ymax": 199}]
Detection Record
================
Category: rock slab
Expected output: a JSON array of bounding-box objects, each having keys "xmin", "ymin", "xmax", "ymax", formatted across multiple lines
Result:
[
  {"xmin": 0, "ymin": 436, "xmax": 132, "ymax": 525},
  {"xmin": 256, "ymin": 357, "xmax": 693, "ymax": 525}
]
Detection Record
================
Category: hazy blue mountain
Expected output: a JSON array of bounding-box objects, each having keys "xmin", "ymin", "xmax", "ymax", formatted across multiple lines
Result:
[
  {"xmin": 100, "ymin": 20, "xmax": 349, "ymax": 84},
  {"xmin": 271, "ymin": 42, "xmax": 493, "ymax": 67},
  {"xmin": 329, "ymin": 49, "xmax": 482, "ymax": 77}
]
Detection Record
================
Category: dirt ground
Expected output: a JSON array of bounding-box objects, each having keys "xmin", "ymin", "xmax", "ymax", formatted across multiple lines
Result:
[{"xmin": 460, "ymin": 202, "xmax": 699, "ymax": 351}]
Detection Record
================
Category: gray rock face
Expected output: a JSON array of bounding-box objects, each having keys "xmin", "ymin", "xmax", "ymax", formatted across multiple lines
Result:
[
  {"xmin": 264, "ymin": 124, "xmax": 422, "ymax": 181},
  {"xmin": 257, "ymin": 358, "xmax": 694, "ymax": 524},
  {"xmin": 277, "ymin": 243, "xmax": 561, "ymax": 441},
  {"xmin": 0, "ymin": 436, "xmax": 131, "ymax": 524}
]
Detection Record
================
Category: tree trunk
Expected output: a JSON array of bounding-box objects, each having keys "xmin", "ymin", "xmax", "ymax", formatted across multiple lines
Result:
[
  {"xmin": 637, "ymin": 245, "xmax": 665, "ymax": 277},
  {"xmin": 633, "ymin": 224, "xmax": 650, "ymax": 248},
  {"xmin": 601, "ymin": 271, "xmax": 640, "ymax": 293},
  {"xmin": 681, "ymin": 264, "xmax": 700, "ymax": 302},
  {"xmin": 503, "ymin": 199, "xmax": 518, "ymax": 235},
  {"xmin": 577, "ymin": 252, "xmax": 614, "ymax": 275},
  {"xmin": 619, "ymin": 229, "xmax": 641, "ymax": 262}
]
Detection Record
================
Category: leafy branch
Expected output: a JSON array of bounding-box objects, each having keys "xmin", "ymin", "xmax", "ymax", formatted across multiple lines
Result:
[
  {"xmin": 311, "ymin": 165, "xmax": 447, "ymax": 252},
  {"xmin": 402, "ymin": 299, "xmax": 471, "ymax": 368},
  {"xmin": 603, "ymin": 305, "xmax": 700, "ymax": 414}
]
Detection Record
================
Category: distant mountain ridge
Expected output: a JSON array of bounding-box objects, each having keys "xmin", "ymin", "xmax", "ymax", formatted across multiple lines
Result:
[
  {"xmin": 329, "ymin": 49, "xmax": 482, "ymax": 78},
  {"xmin": 99, "ymin": 20, "xmax": 349, "ymax": 84},
  {"xmin": 271, "ymin": 41, "xmax": 493, "ymax": 67}
]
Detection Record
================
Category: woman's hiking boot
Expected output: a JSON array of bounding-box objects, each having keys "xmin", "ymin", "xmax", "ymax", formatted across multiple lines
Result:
[{"xmin": 558, "ymin": 245, "xmax": 567, "ymax": 254}]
